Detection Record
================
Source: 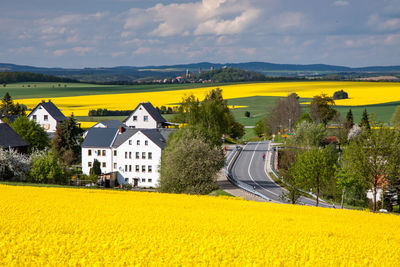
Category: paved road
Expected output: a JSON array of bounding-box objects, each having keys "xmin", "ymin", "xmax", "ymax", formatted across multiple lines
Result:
[{"xmin": 231, "ymin": 141, "xmax": 332, "ymax": 207}]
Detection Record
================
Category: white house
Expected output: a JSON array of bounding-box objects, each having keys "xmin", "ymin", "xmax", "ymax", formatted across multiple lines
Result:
[
  {"xmin": 27, "ymin": 100, "xmax": 66, "ymax": 133},
  {"xmin": 81, "ymin": 126, "xmax": 174, "ymax": 188},
  {"xmin": 82, "ymin": 120, "xmax": 126, "ymax": 138},
  {"xmin": 124, "ymin": 102, "xmax": 169, "ymax": 129}
]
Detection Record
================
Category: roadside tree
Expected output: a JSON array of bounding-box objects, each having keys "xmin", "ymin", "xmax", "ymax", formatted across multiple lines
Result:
[
  {"xmin": 309, "ymin": 94, "xmax": 337, "ymax": 126},
  {"xmin": 267, "ymin": 93, "xmax": 301, "ymax": 134}
]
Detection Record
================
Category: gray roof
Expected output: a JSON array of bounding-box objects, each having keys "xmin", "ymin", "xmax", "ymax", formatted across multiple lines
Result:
[
  {"xmin": 112, "ymin": 128, "xmax": 139, "ymax": 147},
  {"xmin": 140, "ymin": 129, "xmax": 169, "ymax": 149},
  {"xmin": 81, "ymin": 128, "xmax": 118, "ymax": 148},
  {"xmin": 0, "ymin": 123, "xmax": 28, "ymax": 148},
  {"xmin": 28, "ymin": 101, "xmax": 67, "ymax": 122},
  {"xmin": 97, "ymin": 120, "xmax": 126, "ymax": 128}
]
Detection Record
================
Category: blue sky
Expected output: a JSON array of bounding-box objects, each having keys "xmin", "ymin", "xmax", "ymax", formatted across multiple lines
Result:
[{"xmin": 1, "ymin": 0, "xmax": 399, "ymax": 68}]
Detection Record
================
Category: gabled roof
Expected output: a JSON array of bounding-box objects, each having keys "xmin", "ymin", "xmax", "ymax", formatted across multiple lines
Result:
[
  {"xmin": 0, "ymin": 123, "xmax": 28, "ymax": 148},
  {"xmin": 112, "ymin": 128, "xmax": 139, "ymax": 147},
  {"xmin": 96, "ymin": 120, "xmax": 126, "ymax": 128},
  {"xmin": 28, "ymin": 101, "xmax": 66, "ymax": 122},
  {"xmin": 124, "ymin": 102, "xmax": 166, "ymax": 123},
  {"xmin": 140, "ymin": 129, "xmax": 171, "ymax": 149},
  {"xmin": 81, "ymin": 128, "xmax": 118, "ymax": 148}
]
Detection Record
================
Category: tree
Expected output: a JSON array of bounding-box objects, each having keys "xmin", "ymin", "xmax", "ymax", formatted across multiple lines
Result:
[
  {"xmin": 29, "ymin": 150, "xmax": 69, "ymax": 184},
  {"xmin": 0, "ymin": 92, "xmax": 26, "ymax": 116},
  {"xmin": 158, "ymin": 127, "xmax": 224, "ymax": 194},
  {"xmin": 51, "ymin": 116, "xmax": 81, "ymax": 165},
  {"xmin": 244, "ymin": 111, "xmax": 250, "ymax": 118},
  {"xmin": 90, "ymin": 159, "xmax": 101, "ymax": 176},
  {"xmin": 345, "ymin": 109, "xmax": 354, "ymax": 130},
  {"xmin": 291, "ymin": 147, "xmax": 337, "ymax": 206},
  {"xmin": 309, "ymin": 94, "xmax": 337, "ymax": 126},
  {"xmin": 359, "ymin": 108, "xmax": 370, "ymax": 130},
  {"xmin": 390, "ymin": 106, "xmax": 400, "ymax": 128},
  {"xmin": 0, "ymin": 148, "xmax": 30, "ymax": 181},
  {"xmin": 333, "ymin": 90, "xmax": 348, "ymax": 100},
  {"xmin": 290, "ymin": 121, "xmax": 327, "ymax": 148},
  {"xmin": 267, "ymin": 93, "xmax": 301, "ymax": 134},
  {"xmin": 173, "ymin": 88, "xmax": 244, "ymax": 143},
  {"xmin": 11, "ymin": 116, "xmax": 49, "ymax": 154},
  {"xmin": 342, "ymin": 127, "xmax": 395, "ymax": 211},
  {"xmin": 254, "ymin": 119, "xmax": 270, "ymax": 138},
  {"xmin": 295, "ymin": 113, "xmax": 313, "ymax": 127}
]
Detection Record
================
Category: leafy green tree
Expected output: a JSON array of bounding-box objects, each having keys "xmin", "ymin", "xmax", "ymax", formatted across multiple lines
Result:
[
  {"xmin": 342, "ymin": 127, "xmax": 395, "ymax": 211},
  {"xmin": 345, "ymin": 109, "xmax": 354, "ymax": 130},
  {"xmin": 90, "ymin": 159, "xmax": 101, "ymax": 176},
  {"xmin": 290, "ymin": 121, "xmax": 327, "ymax": 148},
  {"xmin": 29, "ymin": 151, "xmax": 69, "ymax": 184},
  {"xmin": 173, "ymin": 88, "xmax": 244, "ymax": 143},
  {"xmin": 333, "ymin": 90, "xmax": 348, "ymax": 100},
  {"xmin": 0, "ymin": 92, "xmax": 26, "ymax": 116},
  {"xmin": 244, "ymin": 111, "xmax": 250, "ymax": 118},
  {"xmin": 254, "ymin": 119, "xmax": 270, "ymax": 138},
  {"xmin": 390, "ymin": 106, "xmax": 400, "ymax": 128},
  {"xmin": 309, "ymin": 94, "xmax": 337, "ymax": 126},
  {"xmin": 158, "ymin": 127, "xmax": 224, "ymax": 194},
  {"xmin": 11, "ymin": 116, "xmax": 49, "ymax": 154},
  {"xmin": 291, "ymin": 147, "xmax": 337, "ymax": 206},
  {"xmin": 359, "ymin": 108, "xmax": 370, "ymax": 130},
  {"xmin": 52, "ymin": 116, "xmax": 81, "ymax": 165},
  {"xmin": 295, "ymin": 113, "xmax": 313, "ymax": 127}
]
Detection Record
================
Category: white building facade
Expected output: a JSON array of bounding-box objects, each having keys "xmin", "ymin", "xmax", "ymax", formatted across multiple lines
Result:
[
  {"xmin": 81, "ymin": 127, "xmax": 173, "ymax": 188},
  {"xmin": 124, "ymin": 102, "xmax": 167, "ymax": 129},
  {"xmin": 27, "ymin": 100, "xmax": 66, "ymax": 133}
]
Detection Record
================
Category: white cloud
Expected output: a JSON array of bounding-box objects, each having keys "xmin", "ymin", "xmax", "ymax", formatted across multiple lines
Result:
[
  {"xmin": 71, "ymin": 46, "xmax": 94, "ymax": 55},
  {"xmin": 124, "ymin": 0, "xmax": 261, "ymax": 37},
  {"xmin": 332, "ymin": 1, "xmax": 349, "ymax": 7},
  {"xmin": 53, "ymin": 49, "xmax": 68, "ymax": 56},
  {"xmin": 369, "ymin": 14, "xmax": 400, "ymax": 31},
  {"xmin": 266, "ymin": 12, "xmax": 308, "ymax": 32},
  {"xmin": 384, "ymin": 34, "xmax": 400, "ymax": 45}
]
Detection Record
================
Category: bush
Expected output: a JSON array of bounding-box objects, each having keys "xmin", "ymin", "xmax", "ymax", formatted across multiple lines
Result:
[
  {"xmin": 0, "ymin": 148, "xmax": 30, "ymax": 181},
  {"xmin": 333, "ymin": 90, "xmax": 348, "ymax": 100},
  {"xmin": 29, "ymin": 150, "xmax": 70, "ymax": 184}
]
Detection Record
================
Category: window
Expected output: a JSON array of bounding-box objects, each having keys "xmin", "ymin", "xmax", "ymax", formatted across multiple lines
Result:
[
  {"xmin": 97, "ymin": 150, "xmax": 100, "ymax": 155},
  {"xmin": 44, "ymin": 115, "xmax": 48, "ymax": 121},
  {"xmin": 102, "ymin": 162, "xmax": 106, "ymax": 167},
  {"xmin": 102, "ymin": 150, "xmax": 106, "ymax": 156},
  {"xmin": 129, "ymin": 152, "xmax": 132, "ymax": 159},
  {"xmin": 129, "ymin": 165, "xmax": 132, "ymax": 172},
  {"xmin": 148, "ymin": 179, "xmax": 152, "ymax": 183},
  {"xmin": 133, "ymin": 116, "xmax": 137, "ymax": 121},
  {"xmin": 32, "ymin": 115, "xmax": 37, "ymax": 121},
  {"xmin": 113, "ymin": 150, "xmax": 117, "ymax": 156},
  {"xmin": 142, "ymin": 152, "xmax": 146, "ymax": 159},
  {"xmin": 135, "ymin": 165, "xmax": 139, "ymax": 172},
  {"xmin": 88, "ymin": 162, "xmax": 92, "ymax": 167},
  {"xmin": 142, "ymin": 165, "xmax": 146, "ymax": 172},
  {"xmin": 88, "ymin": 150, "xmax": 92, "ymax": 156},
  {"xmin": 143, "ymin": 115, "xmax": 148, "ymax": 122},
  {"xmin": 148, "ymin": 165, "xmax": 152, "ymax": 173},
  {"xmin": 141, "ymin": 178, "xmax": 145, "ymax": 182},
  {"xmin": 145, "ymin": 140, "xmax": 148, "ymax": 146},
  {"xmin": 148, "ymin": 152, "xmax": 152, "ymax": 159},
  {"xmin": 125, "ymin": 152, "xmax": 127, "ymax": 159},
  {"xmin": 136, "ymin": 152, "xmax": 139, "ymax": 159},
  {"xmin": 113, "ymin": 163, "xmax": 117, "ymax": 169},
  {"xmin": 137, "ymin": 140, "xmax": 140, "ymax": 145},
  {"xmin": 125, "ymin": 165, "xmax": 128, "ymax": 172},
  {"xmin": 129, "ymin": 140, "xmax": 132, "ymax": 145}
]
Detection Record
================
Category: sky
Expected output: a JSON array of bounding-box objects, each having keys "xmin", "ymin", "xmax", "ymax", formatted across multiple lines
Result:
[{"xmin": 1, "ymin": 0, "xmax": 399, "ymax": 68}]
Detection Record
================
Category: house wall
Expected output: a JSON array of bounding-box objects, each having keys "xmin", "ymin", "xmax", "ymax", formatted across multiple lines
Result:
[
  {"xmin": 115, "ymin": 131, "xmax": 162, "ymax": 187},
  {"xmin": 82, "ymin": 147, "xmax": 114, "ymax": 176},
  {"xmin": 125, "ymin": 104, "xmax": 158, "ymax": 129},
  {"xmin": 28, "ymin": 105, "xmax": 58, "ymax": 132}
]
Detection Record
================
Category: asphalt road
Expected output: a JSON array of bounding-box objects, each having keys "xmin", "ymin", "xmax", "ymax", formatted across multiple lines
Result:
[{"xmin": 231, "ymin": 141, "xmax": 332, "ymax": 207}]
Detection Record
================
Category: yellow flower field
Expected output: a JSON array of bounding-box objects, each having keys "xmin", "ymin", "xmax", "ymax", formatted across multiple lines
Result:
[
  {"xmin": 17, "ymin": 81, "xmax": 400, "ymax": 116},
  {"xmin": 0, "ymin": 185, "xmax": 399, "ymax": 266}
]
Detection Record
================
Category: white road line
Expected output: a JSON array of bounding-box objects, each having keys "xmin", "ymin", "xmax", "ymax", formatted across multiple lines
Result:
[{"xmin": 247, "ymin": 141, "xmax": 280, "ymax": 198}]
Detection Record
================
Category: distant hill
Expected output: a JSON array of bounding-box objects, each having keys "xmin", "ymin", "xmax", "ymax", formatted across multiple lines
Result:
[
  {"xmin": 0, "ymin": 72, "xmax": 79, "ymax": 84},
  {"xmin": 1, "ymin": 62, "xmax": 400, "ymax": 83}
]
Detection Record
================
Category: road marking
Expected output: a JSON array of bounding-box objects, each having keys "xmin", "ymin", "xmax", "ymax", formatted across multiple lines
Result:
[{"xmin": 246, "ymin": 141, "xmax": 280, "ymax": 198}]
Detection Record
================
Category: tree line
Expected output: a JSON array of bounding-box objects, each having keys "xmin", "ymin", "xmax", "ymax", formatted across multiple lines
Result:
[{"xmin": 0, "ymin": 72, "xmax": 78, "ymax": 84}]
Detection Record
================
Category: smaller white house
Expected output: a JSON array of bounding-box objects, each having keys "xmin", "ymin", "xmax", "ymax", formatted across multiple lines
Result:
[
  {"xmin": 27, "ymin": 100, "xmax": 66, "ymax": 133},
  {"xmin": 124, "ymin": 102, "xmax": 169, "ymax": 129},
  {"xmin": 82, "ymin": 120, "xmax": 126, "ymax": 138}
]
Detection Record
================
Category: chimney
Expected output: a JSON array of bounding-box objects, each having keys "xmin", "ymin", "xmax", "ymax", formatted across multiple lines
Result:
[{"xmin": 118, "ymin": 126, "xmax": 125, "ymax": 134}]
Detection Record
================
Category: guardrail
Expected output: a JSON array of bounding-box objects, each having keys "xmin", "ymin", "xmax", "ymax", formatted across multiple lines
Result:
[{"xmin": 224, "ymin": 145, "xmax": 272, "ymax": 202}]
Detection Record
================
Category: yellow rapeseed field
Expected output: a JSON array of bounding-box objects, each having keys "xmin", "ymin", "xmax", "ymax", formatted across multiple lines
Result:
[
  {"xmin": 0, "ymin": 185, "xmax": 399, "ymax": 266},
  {"xmin": 17, "ymin": 81, "xmax": 400, "ymax": 116}
]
